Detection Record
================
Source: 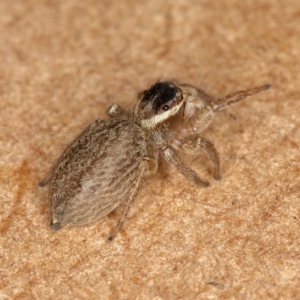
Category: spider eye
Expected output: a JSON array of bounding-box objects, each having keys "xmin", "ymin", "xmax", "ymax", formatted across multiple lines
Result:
[{"xmin": 162, "ymin": 105, "xmax": 169, "ymax": 111}]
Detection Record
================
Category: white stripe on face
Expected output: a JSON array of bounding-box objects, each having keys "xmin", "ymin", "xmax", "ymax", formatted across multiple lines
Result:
[{"xmin": 140, "ymin": 99, "xmax": 184, "ymax": 129}]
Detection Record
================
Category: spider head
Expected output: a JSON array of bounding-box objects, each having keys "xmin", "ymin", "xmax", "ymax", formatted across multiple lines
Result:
[{"xmin": 135, "ymin": 81, "xmax": 184, "ymax": 129}]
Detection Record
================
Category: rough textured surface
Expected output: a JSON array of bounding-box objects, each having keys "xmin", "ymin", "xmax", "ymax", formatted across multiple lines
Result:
[{"xmin": 1, "ymin": 0, "xmax": 299, "ymax": 299}]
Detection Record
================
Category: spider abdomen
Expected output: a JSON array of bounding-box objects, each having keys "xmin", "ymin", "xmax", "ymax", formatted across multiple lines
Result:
[{"xmin": 49, "ymin": 118, "xmax": 148, "ymax": 229}]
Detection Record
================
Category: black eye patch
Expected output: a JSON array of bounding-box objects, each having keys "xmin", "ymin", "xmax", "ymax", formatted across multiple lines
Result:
[{"xmin": 142, "ymin": 82, "xmax": 178, "ymax": 112}]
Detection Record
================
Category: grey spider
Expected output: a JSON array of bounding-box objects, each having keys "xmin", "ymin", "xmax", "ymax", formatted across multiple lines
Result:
[{"xmin": 39, "ymin": 81, "xmax": 271, "ymax": 240}]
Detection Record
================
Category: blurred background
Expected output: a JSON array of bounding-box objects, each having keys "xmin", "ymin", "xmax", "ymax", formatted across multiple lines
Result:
[{"xmin": 1, "ymin": 0, "xmax": 299, "ymax": 299}]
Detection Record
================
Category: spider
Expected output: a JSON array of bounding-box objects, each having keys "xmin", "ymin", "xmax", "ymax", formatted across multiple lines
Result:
[{"xmin": 39, "ymin": 81, "xmax": 270, "ymax": 240}]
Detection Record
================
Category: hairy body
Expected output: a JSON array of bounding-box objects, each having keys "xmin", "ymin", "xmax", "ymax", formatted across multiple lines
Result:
[{"xmin": 40, "ymin": 81, "xmax": 270, "ymax": 240}]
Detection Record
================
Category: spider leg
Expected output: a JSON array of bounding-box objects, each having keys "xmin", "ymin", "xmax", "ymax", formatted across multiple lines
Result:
[
  {"xmin": 107, "ymin": 104, "xmax": 127, "ymax": 117},
  {"xmin": 177, "ymin": 85, "xmax": 271, "ymax": 181},
  {"xmin": 187, "ymin": 84, "xmax": 271, "ymax": 133},
  {"xmin": 210, "ymin": 84, "xmax": 271, "ymax": 112},
  {"xmin": 161, "ymin": 145, "xmax": 209, "ymax": 187},
  {"xmin": 38, "ymin": 173, "xmax": 52, "ymax": 187},
  {"xmin": 108, "ymin": 157, "xmax": 151, "ymax": 241},
  {"xmin": 180, "ymin": 134, "xmax": 220, "ymax": 180}
]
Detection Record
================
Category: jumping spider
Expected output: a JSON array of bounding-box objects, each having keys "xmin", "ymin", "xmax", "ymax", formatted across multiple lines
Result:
[{"xmin": 39, "ymin": 81, "xmax": 270, "ymax": 240}]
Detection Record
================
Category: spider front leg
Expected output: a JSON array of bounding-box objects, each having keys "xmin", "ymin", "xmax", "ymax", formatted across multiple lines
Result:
[
  {"xmin": 161, "ymin": 145, "xmax": 209, "ymax": 187},
  {"xmin": 183, "ymin": 84, "xmax": 271, "ymax": 134},
  {"xmin": 180, "ymin": 134, "xmax": 220, "ymax": 180},
  {"xmin": 209, "ymin": 84, "xmax": 271, "ymax": 112},
  {"xmin": 38, "ymin": 173, "xmax": 52, "ymax": 187},
  {"xmin": 177, "ymin": 84, "xmax": 271, "ymax": 181}
]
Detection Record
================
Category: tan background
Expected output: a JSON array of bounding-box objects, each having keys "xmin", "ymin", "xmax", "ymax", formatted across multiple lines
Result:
[{"xmin": 1, "ymin": 0, "xmax": 300, "ymax": 299}]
